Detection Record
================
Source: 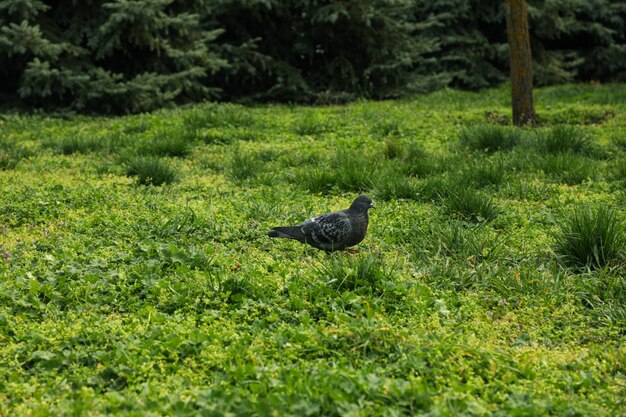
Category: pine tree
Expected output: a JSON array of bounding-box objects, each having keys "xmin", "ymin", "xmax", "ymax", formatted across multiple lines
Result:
[
  {"xmin": 0, "ymin": 0, "xmax": 227, "ymax": 113},
  {"xmin": 528, "ymin": 0, "xmax": 626, "ymax": 84},
  {"xmin": 208, "ymin": 0, "xmax": 437, "ymax": 103},
  {"xmin": 409, "ymin": 0, "xmax": 508, "ymax": 90},
  {"xmin": 1, "ymin": 0, "xmax": 625, "ymax": 112}
]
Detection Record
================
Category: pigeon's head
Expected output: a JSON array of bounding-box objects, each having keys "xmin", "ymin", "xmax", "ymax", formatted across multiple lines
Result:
[{"xmin": 350, "ymin": 195, "xmax": 375, "ymax": 211}]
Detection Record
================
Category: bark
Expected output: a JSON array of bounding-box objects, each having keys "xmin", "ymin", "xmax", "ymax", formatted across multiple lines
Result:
[{"xmin": 504, "ymin": 0, "xmax": 537, "ymax": 126}]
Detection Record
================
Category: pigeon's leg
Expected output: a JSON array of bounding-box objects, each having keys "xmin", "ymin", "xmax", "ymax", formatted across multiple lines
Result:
[{"xmin": 345, "ymin": 248, "xmax": 359, "ymax": 254}]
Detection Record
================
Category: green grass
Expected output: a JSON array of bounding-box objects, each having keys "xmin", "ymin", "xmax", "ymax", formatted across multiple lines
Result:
[
  {"xmin": 389, "ymin": 140, "xmax": 444, "ymax": 178},
  {"xmin": 414, "ymin": 220, "xmax": 504, "ymax": 264},
  {"xmin": 227, "ymin": 150, "xmax": 265, "ymax": 183},
  {"xmin": 314, "ymin": 253, "xmax": 394, "ymax": 294},
  {"xmin": 331, "ymin": 149, "xmax": 377, "ymax": 192},
  {"xmin": 459, "ymin": 124, "xmax": 523, "ymax": 153},
  {"xmin": 371, "ymin": 117, "xmax": 408, "ymax": 138},
  {"xmin": 552, "ymin": 205, "xmax": 625, "ymax": 269},
  {"xmin": 292, "ymin": 111, "xmax": 336, "ymax": 136},
  {"xmin": 382, "ymin": 137, "xmax": 405, "ymax": 159},
  {"xmin": 614, "ymin": 136, "xmax": 626, "ymax": 151},
  {"xmin": 540, "ymin": 153, "xmax": 600, "ymax": 184},
  {"xmin": 442, "ymin": 185, "xmax": 499, "ymax": 222},
  {"xmin": 43, "ymin": 135, "xmax": 108, "ymax": 155},
  {"xmin": 139, "ymin": 130, "xmax": 192, "ymax": 157},
  {"xmin": 537, "ymin": 124, "xmax": 597, "ymax": 155},
  {"xmin": 374, "ymin": 168, "xmax": 418, "ymax": 201},
  {"xmin": 125, "ymin": 156, "xmax": 178, "ymax": 185},
  {"xmin": 459, "ymin": 155, "xmax": 508, "ymax": 188},
  {"xmin": 2, "ymin": 84, "xmax": 626, "ymax": 416},
  {"xmin": 610, "ymin": 158, "xmax": 626, "ymax": 181},
  {"xmin": 295, "ymin": 166, "xmax": 337, "ymax": 193},
  {"xmin": 0, "ymin": 141, "xmax": 32, "ymax": 169}
]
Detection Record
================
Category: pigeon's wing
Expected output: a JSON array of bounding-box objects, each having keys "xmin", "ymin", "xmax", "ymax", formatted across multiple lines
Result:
[{"xmin": 301, "ymin": 211, "xmax": 351, "ymax": 245}]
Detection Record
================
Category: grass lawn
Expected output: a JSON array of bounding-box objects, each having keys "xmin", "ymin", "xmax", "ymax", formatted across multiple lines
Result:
[{"xmin": 1, "ymin": 84, "xmax": 625, "ymax": 416}]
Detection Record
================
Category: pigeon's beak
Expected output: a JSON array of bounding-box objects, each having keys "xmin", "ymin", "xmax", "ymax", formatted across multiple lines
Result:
[{"xmin": 369, "ymin": 203, "xmax": 376, "ymax": 209}]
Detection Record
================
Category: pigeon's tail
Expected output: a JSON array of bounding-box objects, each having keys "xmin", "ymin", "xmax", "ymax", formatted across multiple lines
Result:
[{"xmin": 267, "ymin": 226, "xmax": 305, "ymax": 241}]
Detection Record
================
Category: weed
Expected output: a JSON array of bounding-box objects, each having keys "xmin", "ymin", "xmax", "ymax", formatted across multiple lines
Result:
[
  {"xmin": 105, "ymin": 130, "xmax": 129, "ymax": 149},
  {"xmin": 227, "ymin": 151, "xmax": 264, "ymax": 183},
  {"xmin": 316, "ymin": 254, "xmax": 394, "ymax": 295},
  {"xmin": 182, "ymin": 108, "xmax": 210, "ymax": 141},
  {"xmin": 459, "ymin": 124, "xmax": 523, "ymax": 153},
  {"xmin": 44, "ymin": 135, "xmax": 106, "ymax": 155},
  {"xmin": 536, "ymin": 125, "xmax": 597, "ymax": 155},
  {"xmin": 281, "ymin": 150, "xmax": 323, "ymax": 168},
  {"xmin": 383, "ymin": 137, "xmax": 404, "ymax": 159},
  {"xmin": 232, "ymin": 128, "xmax": 262, "ymax": 142},
  {"xmin": 417, "ymin": 221, "xmax": 503, "ymax": 263},
  {"xmin": 577, "ymin": 269, "xmax": 626, "ymax": 326},
  {"xmin": 332, "ymin": 149, "xmax": 376, "ymax": 192},
  {"xmin": 500, "ymin": 178, "xmax": 553, "ymax": 202},
  {"xmin": 485, "ymin": 262, "xmax": 569, "ymax": 300},
  {"xmin": 293, "ymin": 113, "xmax": 334, "ymax": 136},
  {"xmin": 504, "ymin": 147, "xmax": 542, "ymax": 172},
  {"xmin": 442, "ymin": 186, "xmax": 498, "ymax": 222},
  {"xmin": 241, "ymin": 193, "xmax": 293, "ymax": 222},
  {"xmin": 552, "ymin": 205, "xmax": 624, "ymax": 269},
  {"xmin": 182, "ymin": 103, "xmax": 257, "ymax": 144},
  {"xmin": 541, "ymin": 154, "xmax": 598, "ymax": 184},
  {"xmin": 403, "ymin": 143, "xmax": 442, "ymax": 177},
  {"xmin": 136, "ymin": 240, "xmax": 210, "ymax": 271},
  {"xmin": 460, "ymin": 156, "xmax": 507, "ymax": 188},
  {"xmin": 296, "ymin": 166, "xmax": 337, "ymax": 193},
  {"xmin": 140, "ymin": 130, "xmax": 191, "ymax": 157},
  {"xmin": 375, "ymin": 167, "xmax": 417, "ymax": 200},
  {"xmin": 219, "ymin": 275, "xmax": 260, "ymax": 303},
  {"xmin": 380, "ymin": 139, "xmax": 440, "ymax": 178},
  {"xmin": 154, "ymin": 209, "xmax": 204, "ymax": 238},
  {"xmin": 415, "ymin": 175, "xmax": 450, "ymax": 202},
  {"xmin": 614, "ymin": 136, "xmax": 626, "ymax": 151},
  {"xmin": 539, "ymin": 107, "xmax": 615, "ymax": 125},
  {"xmin": 185, "ymin": 102, "xmax": 256, "ymax": 130},
  {"xmin": 125, "ymin": 156, "xmax": 178, "ymax": 185},
  {"xmin": 609, "ymin": 159, "xmax": 626, "ymax": 181},
  {"xmin": 198, "ymin": 128, "xmax": 234, "ymax": 145},
  {"xmin": 122, "ymin": 119, "xmax": 150, "ymax": 134},
  {"xmin": 256, "ymin": 171, "xmax": 280, "ymax": 186},
  {"xmin": 0, "ymin": 143, "xmax": 31, "ymax": 169},
  {"xmin": 371, "ymin": 117, "xmax": 406, "ymax": 137}
]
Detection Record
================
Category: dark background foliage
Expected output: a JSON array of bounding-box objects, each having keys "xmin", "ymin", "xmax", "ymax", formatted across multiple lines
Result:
[{"xmin": 1, "ymin": 0, "xmax": 625, "ymax": 113}]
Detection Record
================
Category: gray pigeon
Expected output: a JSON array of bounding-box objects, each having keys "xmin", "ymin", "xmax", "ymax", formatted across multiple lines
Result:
[{"xmin": 267, "ymin": 195, "xmax": 374, "ymax": 251}]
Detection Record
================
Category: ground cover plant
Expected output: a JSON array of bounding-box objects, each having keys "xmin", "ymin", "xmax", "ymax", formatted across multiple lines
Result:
[{"xmin": 1, "ymin": 83, "xmax": 626, "ymax": 416}]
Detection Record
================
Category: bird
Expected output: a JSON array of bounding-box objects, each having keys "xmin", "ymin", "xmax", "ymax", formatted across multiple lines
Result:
[{"xmin": 267, "ymin": 195, "xmax": 374, "ymax": 252}]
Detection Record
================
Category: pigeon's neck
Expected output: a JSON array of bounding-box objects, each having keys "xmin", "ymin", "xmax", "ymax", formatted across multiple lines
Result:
[
  {"xmin": 353, "ymin": 211, "xmax": 369, "ymax": 238},
  {"xmin": 352, "ymin": 209, "xmax": 368, "ymax": 224}
]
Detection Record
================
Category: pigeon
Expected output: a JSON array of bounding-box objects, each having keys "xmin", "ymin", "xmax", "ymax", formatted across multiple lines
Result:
[{"xmin": 267, "ymin": 195, "xmax": 374, "ymax": 251}]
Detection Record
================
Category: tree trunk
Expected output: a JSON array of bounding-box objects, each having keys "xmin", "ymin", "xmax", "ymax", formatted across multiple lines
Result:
[{"xmin": 504, "ymin": 0, "xmax": 536, "ymax": 126}]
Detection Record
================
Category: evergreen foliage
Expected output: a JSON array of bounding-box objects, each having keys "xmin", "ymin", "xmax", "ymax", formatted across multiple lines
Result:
[
  {"xmin": 209, "ymin": 0, "xmax": 432, "ymax": 102},
  {"xmin": 0, "ymin": 0, "xmax": 227, "ymax": 113},
  {"xmin": 1, "ymin": 0, "xmax": 625, "ymax": 112},
  {"xmin": 529, "ymin": 0, "xmax": 626, "ymax": 85},
  {"xmin": 409, "ymin": 0, "xmax": 509, "ymax": 90}
]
